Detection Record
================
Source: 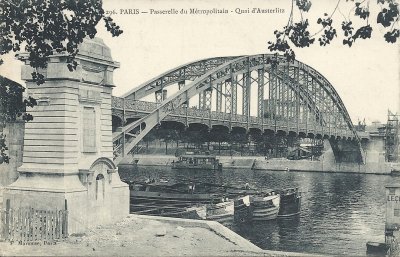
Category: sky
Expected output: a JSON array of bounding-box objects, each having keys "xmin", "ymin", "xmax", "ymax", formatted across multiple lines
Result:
[{"xmin": 1, "ymin": 0, "xmax": 399, "ymax": 124}]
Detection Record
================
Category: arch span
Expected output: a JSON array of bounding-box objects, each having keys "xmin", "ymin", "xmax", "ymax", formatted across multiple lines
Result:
[
  {"xmin": 121, "ymin": 56, "xmax": 240, "ymax": 101},
  {"xmin": 113, "ymin": 54, "xmax": 364, "ymax": 164}
]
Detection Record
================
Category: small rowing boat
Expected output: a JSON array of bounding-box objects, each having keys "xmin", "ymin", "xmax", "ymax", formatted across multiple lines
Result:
[
  {"xmin": 234, "ymin": 191, "xmax": 280, "ymax": 223},
  {"xmin": 188, "ymin": 200, "xmax": 234, "ymax": 223}
]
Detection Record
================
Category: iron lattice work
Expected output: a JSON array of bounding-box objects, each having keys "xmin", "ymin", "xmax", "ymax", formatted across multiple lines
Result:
[
  {"xmin": 121, "ymin": 56, "xmax": 241, "ymax": 100},
  {"xmin": 112, "ymin": 54, "xmax": 364, "ymax": 165},
  {"xmin": 385, "ymin": 111, "xmax": 400, "ymax": 162}
]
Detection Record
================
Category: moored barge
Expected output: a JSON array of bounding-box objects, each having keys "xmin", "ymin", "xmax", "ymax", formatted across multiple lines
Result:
[
  {"xmin": 172, "ymin": 154, "xmax": 222, "ymax": 171},
  {"xmin": 278, "ymin": 188, "xmax": 301, "ymax": 217},
  {"xmin": 188, "ymin": 200, "xmax": 234, "ymax": 223},
  {"xmin": 234, "ymin": 192, "xmax": 280, "ymax": 223}
]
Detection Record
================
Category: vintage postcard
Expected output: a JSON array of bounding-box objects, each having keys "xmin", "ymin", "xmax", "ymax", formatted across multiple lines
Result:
[{"xmin": 0, "ymin": 0, "xmax": 399, "ymax": 256}]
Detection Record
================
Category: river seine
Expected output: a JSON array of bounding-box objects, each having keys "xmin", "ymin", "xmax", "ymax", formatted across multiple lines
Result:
[{"xmin": 119, "ymin": 166, "xmax": 399, "ymax": 256}]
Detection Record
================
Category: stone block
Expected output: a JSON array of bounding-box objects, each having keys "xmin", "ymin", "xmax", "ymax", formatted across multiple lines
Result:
[{"xmin": 5, "ymin": 37, "xmax": 128, "ymax": 236}]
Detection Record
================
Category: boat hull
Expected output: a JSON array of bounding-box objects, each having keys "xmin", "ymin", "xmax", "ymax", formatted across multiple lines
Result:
[
  {"xmin": 252, "ymin": 206, "xmax": 279, "ymax": 220},
  {"xmin": 129, "ymin": 187, "xmax": 225, "ymax": 216},
  {"xmin": 234, "ymin": 201, "xmax": 254, "ymax": 223},
  {"xmin": 131, "ymin": 190, "xmax": 223, "ymax": 202},
  {"xmin": 172, "ymin": 163, "xmax": 222, "ymax": 170},
  {"xmin": 208, "ymin": 213, "xmax": 233, "ymax": 223},
  {"xmin": 278, "ymin": 189, "xmax": 301, "ymax": 217},
  {"xmin": 188, "ymin": 201, "xmax": 234, "ymax": 223},
  {"xmin": 207, "ymin": 201, "xmax": 234, "ymax": 223},
  {"xmin": 391, "ymin": 170, "xmax": 400, "ymax": 176},
  {"xmin": 234, "ymin": 194, "xmax": 280, "ymax": 223},
  {"xmin": 366, "ymin": 242, "xmax": 390, "ymax": 256},
  {"xmin": 172, "ymin": 154, "xmax": 222, "ymax": 170}
]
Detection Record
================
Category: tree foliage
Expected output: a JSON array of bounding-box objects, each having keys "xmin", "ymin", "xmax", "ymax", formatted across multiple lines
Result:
[
  {"xmin": 181, "ymin": 130, "xmax": 208, "ymax": 148},
  {"xmin": 0, "ymin": 0, "xmax": 122, "ymax": 85},
  {"xmin": 0, "ymin": 0, "xmax": 123, "ymax": 164},
  {"xmin": 268, "ymin": 0, "xmax": 400, "ymax": 61},
  {"xmin": 0, "ymin": 77, "xmax": 36, "ymax": 164}
]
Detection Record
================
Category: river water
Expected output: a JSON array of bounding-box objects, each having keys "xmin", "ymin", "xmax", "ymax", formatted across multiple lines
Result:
[{"xmin": 118, "ymin": 165, "xmax": 399, "ymax": 256}]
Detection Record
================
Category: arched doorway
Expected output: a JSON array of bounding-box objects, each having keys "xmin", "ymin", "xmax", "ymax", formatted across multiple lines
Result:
[{"xmin": 95, "ymin": 174, "xmax": 105, "ymax": 201}]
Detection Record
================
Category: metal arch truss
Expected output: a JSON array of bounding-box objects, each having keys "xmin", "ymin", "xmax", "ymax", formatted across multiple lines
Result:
[
  {"xmin": 215, "ymin": 83, "xmax": 223, "ymax": 113},
  {"xmin": 113, "ymin": 54, "xmax": 365, "ymax": 165},
  {"xmin": 199, "ymin": 87, "xmax": 212, "ymax": 110},
  {"xmin": 121, "ymin": 56, "xmax": 242, "ymax": 100},
  {"xmin": 224, "ymin": 79, "xmax": 232, "ymax": 114}
]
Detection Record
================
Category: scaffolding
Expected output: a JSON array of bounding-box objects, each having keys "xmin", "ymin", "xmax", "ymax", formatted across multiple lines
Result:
[{"xmin": 385, "ymin": 110, "xmax": 400, "ymax": 162}]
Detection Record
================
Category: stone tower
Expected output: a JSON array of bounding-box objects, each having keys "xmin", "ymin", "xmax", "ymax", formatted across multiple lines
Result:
[{"xmin": 3, "ymin": 38, "xmax": 129, "ymax": 234}]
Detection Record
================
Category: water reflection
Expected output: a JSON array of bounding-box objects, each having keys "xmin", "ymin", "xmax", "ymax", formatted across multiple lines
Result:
[{"xmin": 119, "ymin": 165, "xmax": 400, "ymax": 256}]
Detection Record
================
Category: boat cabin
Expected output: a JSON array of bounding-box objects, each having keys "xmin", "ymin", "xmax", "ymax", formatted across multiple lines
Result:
[
  {"xmin": 172, "ymin": 154, "xmax": 222, "ymax": 170},
  {"xmin": 179, "ymin": 155, "xmax": 218, "ymax": 165}
]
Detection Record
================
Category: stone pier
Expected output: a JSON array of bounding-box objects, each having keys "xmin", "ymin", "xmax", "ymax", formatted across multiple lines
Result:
[{"xmin": 3, "ymin": 38, "xmax": 129, "ymax": 234}]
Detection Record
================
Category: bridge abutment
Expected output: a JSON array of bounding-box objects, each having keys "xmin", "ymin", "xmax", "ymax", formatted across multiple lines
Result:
[{"xmin": 3, "ymin": 38, "xmax": 129, "ymax": 234}]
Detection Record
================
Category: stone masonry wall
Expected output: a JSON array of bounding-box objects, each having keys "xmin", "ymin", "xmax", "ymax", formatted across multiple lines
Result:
[{"xmin": 0, "ymin": 122, "xmax": 24, "ymax": 187}]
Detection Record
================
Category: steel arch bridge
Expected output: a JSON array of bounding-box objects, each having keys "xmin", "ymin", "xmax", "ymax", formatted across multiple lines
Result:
[{"xmin": 111, "ymin": 54, "xmax": 365, "ymax": 165}]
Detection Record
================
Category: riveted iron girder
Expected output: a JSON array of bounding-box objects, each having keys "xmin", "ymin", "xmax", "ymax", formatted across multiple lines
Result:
[
  {"xmin": 257, "ymin": 68, "xmax": 265, "ymax": 118},
  {"xmin": 216, "ymin": 83, "xmax": 222, "ymax": 112},
  {"xmin": 122, "ymin": 56, "xmax": 241, "ymax": 100},
  {"xmin": 112, "ymin": 54, "xmax": 364, "ymax": 164}
]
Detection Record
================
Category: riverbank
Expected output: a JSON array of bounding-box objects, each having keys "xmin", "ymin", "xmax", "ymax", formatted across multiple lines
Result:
[
  {"xmin": 253, "ymin": 158, "xmax": 392, "ymax": 175},
  {"xmin": 119, "ymin": 154, "xmax": 393, "ymax": 175},
  {"xmin": 0, "ymin": 214, "xmax": 320, "ymax": 256},
  {"xmin": 119, "ymin": 155, "xmax": 258, "ymax": 169}
]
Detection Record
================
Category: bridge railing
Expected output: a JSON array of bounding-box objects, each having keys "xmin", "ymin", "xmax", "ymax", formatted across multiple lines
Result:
[
  {"xmin": 112, "ymin": 96, "xmax": 356, "ymax": 138},
  {"xmin": 112, "ymin": 96, "xmax": 124, "ymax": 109}
]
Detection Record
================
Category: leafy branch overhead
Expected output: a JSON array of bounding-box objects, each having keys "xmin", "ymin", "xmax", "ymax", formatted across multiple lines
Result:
[
  {"xmin": 0, "ymin": 0, "xmax": 123, "ymax": 164},
  {"xmin": 0, "ymin": 0, "xmax": 123, "ymax": 85},
  {"xmin": 268, "ymin": 0, "xmax": 400, "ymax": 61},
  {"xmin": 0, "ymin": 77, "xmax": 37, "ymax": 164}
]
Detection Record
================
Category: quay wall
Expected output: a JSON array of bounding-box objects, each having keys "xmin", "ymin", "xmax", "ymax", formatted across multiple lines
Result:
[
  {"xmin": 125, "ymin": 154, "xmax": 392, "ymax": 175},
  {"xmin": 252, "ymin": 158, "xmax": 392, "ymax": 174},
  {"xmin": 124, "ymin": 139, "xmax": 393, "ymax": 175},
  {"xmin": 120, "ymin": 155, "xmax": 256, "ymax": 169},
  {"xmin": 119, "ymin": 155, "xmax": 175, "ymax": 166},
  {"xmin": 253, "ymin": 139, "xmax": 392, "ymax": 174},
  {"xmin": 218, "ymin": 156, "xmax": 255, "ymax": 169},
  {"xmin": 4, "ymin": 127, "xmax": 388, "ymax": 176}
]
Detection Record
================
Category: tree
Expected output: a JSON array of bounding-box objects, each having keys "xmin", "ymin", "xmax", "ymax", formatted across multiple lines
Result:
[
  {"xmin": 268, "ymin": 0, "xmax": 399, "ymax": 62},
  {"xmin": 156, "ymin": 128, "xmax": 179, "ymax": 155},
  {"xmin": 0, "ymin": 76, "xmax": 36, "ymax": 164},
  {"xmin": 230, "ymin": 131, "xmax": 248, "ymax": 156},
  {"xmin": 142, "ymin": 129, "xmax": 156, "ymax": 153},
  {"xmin": 0, "ymin": 0, "xmax": 122, "ymax": 163},
  {"xmin": 208, "ymin": 130, "xmax": 230, "ymax": 154},
  {"xmin": 182, "ymin": 129, "xmax": 208, "ymax": 150},
  {"xmin": 249, "ymin": 130, "xmax": 264, "ymax": 155},
  {"xmin": 0, "ymin": 0, "xmax": 122, "ymax": 85}
]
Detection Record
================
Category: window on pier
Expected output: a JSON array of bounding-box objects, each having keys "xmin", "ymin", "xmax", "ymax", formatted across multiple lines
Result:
[{"xmin": 83, "ymin": 107, "xmax": 96, "ymax": 153}]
